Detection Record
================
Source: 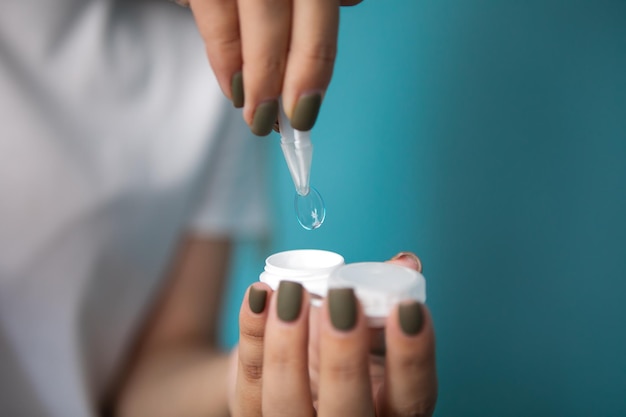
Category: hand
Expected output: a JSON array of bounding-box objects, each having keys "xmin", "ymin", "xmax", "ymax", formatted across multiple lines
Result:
[
  {"xmin": 188, "ymin": 0, "xmax": 364, "ymax": 135},
  {"xmin": 229, "ymin": 252, "xmax": 437, "ymax": 417}
]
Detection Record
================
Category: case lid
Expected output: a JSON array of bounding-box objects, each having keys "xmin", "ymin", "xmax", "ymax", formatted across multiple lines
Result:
[{"xmin": 329, "ymin": 262, "xmax": 426, "ymax": 327}]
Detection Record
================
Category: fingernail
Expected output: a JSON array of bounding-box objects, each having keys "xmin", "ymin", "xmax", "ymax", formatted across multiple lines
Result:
[
  {"xmin": 290, "ymin": 93, "xmax": 322, "ymax": 131},
  {"xmin": 398, "ymin": 301, "xmax": 424, "ymax": 336},
  {"xmin": 231, "ymin": 71, "xmax": 244, "ymax": 108},
  {"xmin": 277, "ymin": 281, "xmax": 303, "ymax": 322},
  {"xmin": 328, "ymin": 288, "xmax": 357, "ymax": 331},
  {"xmin": 248, "ymin": 286, "xmax": 267, "ymax": 314},
  {"xmin": 251, "ymin": 99, "xmax": 278, "ymax": 136},
  {"xmin": 391, "ymin": 251, "xmax": 422, "ymax": 272}
]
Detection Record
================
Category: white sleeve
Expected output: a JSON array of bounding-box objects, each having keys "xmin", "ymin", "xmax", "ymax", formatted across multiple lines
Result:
[{"xmin": 186, "ymin": 108, "xmax": 270, "ymax": 239}]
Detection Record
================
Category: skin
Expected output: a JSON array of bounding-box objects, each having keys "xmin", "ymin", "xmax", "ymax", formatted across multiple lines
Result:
[
  {"xmin": 112, "ymin": 236, "xmax": 437, "ymax": 417},
  {"xmin": 188, "ymin": 0, "xmax": 364, "ymax": 128},
  {"xmin": 111, "ymin": 4, "xmax": 437, "ymax": 413},
  {"xmin": 232, "ymin": 255, "xmax": 438, "ymax": 417},
  {"xmin": 114, "ymin": 236, "xmax": 233, "ymax": 417}
]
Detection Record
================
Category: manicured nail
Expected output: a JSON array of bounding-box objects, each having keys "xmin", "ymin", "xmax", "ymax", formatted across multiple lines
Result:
[
  {"xmin": 328, "ymin": 288, "xmax": 357, "ymax": 331},
  {"xmin": 391, "ymin": 251, "xmax": 422, "ymax": 272},
  {"xmin": 248, "ymin": 286, "xmax": 267, "ymax": 314},
  {"xmin": 251, "ymin": 99, "xmax": 278, "ymax": 136},
  {"xmin": 290, "ymin": 93, "xmax": 322, "ymax": 131},
  {"xmin": 231, "ymin": 71, "xmax": 244, "ymax": 108},
  {"xmin": 398, "ymin": 301, "xmax": 424, "ymax": 336},
  {"xmin": 277, "ymin": 281, "xmax": 303, "ymax": 322}
]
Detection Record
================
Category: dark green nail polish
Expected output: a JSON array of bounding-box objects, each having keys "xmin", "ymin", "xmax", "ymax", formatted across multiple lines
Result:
[
  {"xmin": 329, "ymin": 288, "xmax": 357, "ymax": 331},
  {"xmin": 277, "ymin": 281, "xmax": 303, "ymax": 322},
  {"xmin": 251, "ymin": 100, "xmax": 278, "ymax": 136},
  {"xmin": 291, "ymin": 93, "xmax": 322, "ymax": 131},
  {"xmin": 399, "ymin": 302, "xmax": 424, "ymax": 336},
  {"xmin": 231, "ymin": 72, "xmax": 244, "ymax": 108},
  {"xmin": 248, "ymin": 286, "xmax": 267, "ymax": 314}
]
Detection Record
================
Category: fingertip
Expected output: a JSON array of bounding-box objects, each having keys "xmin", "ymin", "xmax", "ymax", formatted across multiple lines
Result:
[
  {"xmin": 388, "ymin": 251, "xmax": 423, "ymax": 273},
  {"xmin": 321, "ymin": 288, "xmax": 369, "ymax": 338},
  {"xmin": 248, "ymin": 285, "xmax": 268, "ymax": 315},
  {"xmin": 281, "ymin": 74, "xmax": 330, "ymax": 132},
  {"xmin": 231, "ymin": 71, "xmax": 244, "ymax": 108},
  {"xmin": 327, "ymin": 288, "xmax": 358, "ymax": 331},
  {"xmin": 246, "ymin": 282, "xmax": 273, "ymax": 297},
  {"xmin": 276, "ymin": 280, "xmax": 305, "ymax": 322},
  {"xmin": 239, "ymin": 285, "xmax": 273, "ymax": 349},
  {"xmin": 242, "ymin": 283, "xmax": 272, "ymax": 317},
  {"xmin": 290, "ymin": 91, "xmax": 323, "ymax": 131},
  {"xmin": 267, "ymin": 280, "xmax": 312, "ymax": 326},
  {"xmin": 398, "ymin": 301, "xmax": 425, "ymax": 336},
  {"xmin": 386, "ymin": 301, "xmax": 435, "ymax": 348},
  {"xmin": 249, "ymin": 99, "xmax": 279, "ymax": 136}
]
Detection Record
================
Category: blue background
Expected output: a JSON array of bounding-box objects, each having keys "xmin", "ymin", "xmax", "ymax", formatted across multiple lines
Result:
[{"xmin": 223, "ymin": 2, "xmax": 626, "ymax": 416}]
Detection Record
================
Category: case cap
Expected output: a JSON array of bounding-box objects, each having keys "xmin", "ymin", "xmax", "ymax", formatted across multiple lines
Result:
[
  {"xmin": 260, "ymin": 249, "xmax": 345, "ymax": 297},
  {"xmin": 328, "ymin": 262, "xmax": 426, "ymax": 327}
]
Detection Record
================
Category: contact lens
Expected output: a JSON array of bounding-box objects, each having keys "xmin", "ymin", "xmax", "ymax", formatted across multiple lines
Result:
[{"xmin": 294, "ymin": 186, "xmax": 325, "ymax": 230}]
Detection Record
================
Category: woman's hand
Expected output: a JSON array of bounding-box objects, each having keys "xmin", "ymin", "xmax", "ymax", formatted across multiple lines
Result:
[
  {"xmin": 188, "ymin": 0, "xmax": 364, "ymax": 135},
  {"xmin": 229, "ymin": 252, "xmax": 437, "ymax": 417}
]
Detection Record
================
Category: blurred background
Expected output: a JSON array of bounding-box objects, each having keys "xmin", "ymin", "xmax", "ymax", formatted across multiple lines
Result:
[{"xmin": 221, "ymin": 2, "xmax": 626, "ymax": 416}]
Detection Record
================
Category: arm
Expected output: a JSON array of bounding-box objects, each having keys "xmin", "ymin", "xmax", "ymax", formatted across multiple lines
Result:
[{"xmin": 113, "ymin": 235, "xmax": 233, "ymax": 417}]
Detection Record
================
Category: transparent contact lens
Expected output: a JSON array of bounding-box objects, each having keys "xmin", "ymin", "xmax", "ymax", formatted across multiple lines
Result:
[{"xmin": 294, "ymin": 186, "xmax": 325, "ymax": 230}]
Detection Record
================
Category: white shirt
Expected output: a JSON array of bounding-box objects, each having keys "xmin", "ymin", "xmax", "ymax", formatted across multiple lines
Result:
[{"xmin": 0, "ymin": 1, "xmax": 267, "ymax": 416}]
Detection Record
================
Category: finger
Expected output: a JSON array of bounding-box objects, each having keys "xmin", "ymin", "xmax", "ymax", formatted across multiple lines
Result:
[
  {"xmin": 281, "ymin": 0, "xmax": 339, "ymax": 131},
  {"xmin": 190, "ymin": 0, "xmax": 244, "ymax": 107},
  {"xmin": 318, "ymin": 288, "xmax": 375, "ymax": 417},
  {"xmin": 233, "ymin": 283, "xmax": 272, "ymax": 417},
  {"xmin": 378, "ymin": 302, "xmax": 437, "ymax": 417},
  {"xmin": 389, "ymin": 251, "xmax": 423, "ymax": 273},
  {"xmin": 356, "ymin": 252, "xmax": 422, "ymax": 357},
  {"xmin": 306, "ymin": 298, "xmax": 323, "ymax": 403},
  {"xmin": 262, "ymin": 281, "xmax": 315, "ymax": 417},
  {"xmin": 238, "ymin": 0, "xmax": 291, "ymax": 135}
]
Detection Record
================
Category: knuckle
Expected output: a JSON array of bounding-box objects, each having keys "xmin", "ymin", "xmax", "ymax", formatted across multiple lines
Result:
[
  {"xmin": 205, "ymin": 36, "xmax": 241, "ymax": 69},
  {"xmin": 262, "ymin": 0, "xmax": 279, "ymax": 7},
  {"xmin": 325, "ymin": 357, "xmax": 367, "ymax": 381},
  {"xmin": 299, "ymin": 41, "xmax": 337, "ymax": 66},
  {"xmin": 254, "ymin": 54, "xmax": 286, "ymax": 75},
  {"xmin": 241, "ymin": 360, "xmax": 264, "ymax": 383},
  {"xmin": 383, "ymin": 392, "xmax": 437, "ymax": 417},
  {"xmin": 240, "ymin": 329, "xmax": 265, "ymax": 350},
  {"xmin": 210, "ymin": 34, "xmax": 241, "ymax": 55},
  {"xmin": 395, "ymin": 344, "xmax": 435, "ymax": 374},
  {"xmin": 265, "ymin": 347, "xmax": 301, "ymax": 370},
  {"xmin": 391, "ymin": 376, "xmax": 438, "ymax": 417},
  {"xmin": 239, "ymin": 321, "xmax": 265, "ymax": 347},
  {"xmin": 399, "ymin": 355, "xmax": 430, "ymax": 374},
  {"xmin": 402, "ymin": 397, "xmax": 438, "ymax": 417}
]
